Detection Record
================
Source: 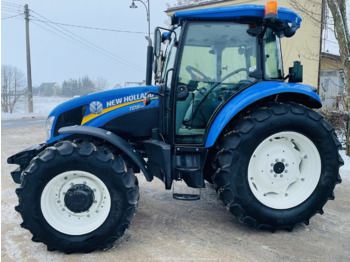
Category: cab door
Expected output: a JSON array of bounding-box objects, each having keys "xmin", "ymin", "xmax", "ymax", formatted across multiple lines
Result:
[{"xmin": 173, "ymin": 21, "xmax": 259, "ymax": 145}]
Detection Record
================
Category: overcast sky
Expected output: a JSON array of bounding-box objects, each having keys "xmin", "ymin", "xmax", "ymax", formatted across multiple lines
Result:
[
  {"xmin": 1, "ymin": 0, "xmax": 177, "ymax": 88},
  {"xmin": 2, "ymin": 0, "xmax": 349, "ymax": 88}
]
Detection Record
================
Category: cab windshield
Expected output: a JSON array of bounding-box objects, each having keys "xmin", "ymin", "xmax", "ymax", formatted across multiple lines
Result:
[{"xmin": 175, "ymin": 21, "xmax": 260, "ymax": 144}]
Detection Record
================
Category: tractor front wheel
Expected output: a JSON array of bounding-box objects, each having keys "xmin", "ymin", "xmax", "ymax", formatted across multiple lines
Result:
[
  {"xmin": 15, "ymin": 140, "xmax": 139, "ymax": 253},
  {"xmin": 212, "ymin": 102, "xmax": 342, "ymax": 231}
]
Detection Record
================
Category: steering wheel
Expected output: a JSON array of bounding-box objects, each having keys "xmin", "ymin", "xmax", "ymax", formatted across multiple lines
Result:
[
  {"xmin": 221, "ymin": 68, "xmax": 249, "ymax": 83},
  {"xmin": 188, "ymin": 67, "xmax": 249, "ymax": 126},
  {"xmin": 186, "ymin": 65, "xmax": 212, "ymax": 82}
]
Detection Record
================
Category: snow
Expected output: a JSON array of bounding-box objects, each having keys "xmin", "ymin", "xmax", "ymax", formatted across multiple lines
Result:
[{"xmin": 1, "ymin": 96, "xmax": 72, "ymax": 121}]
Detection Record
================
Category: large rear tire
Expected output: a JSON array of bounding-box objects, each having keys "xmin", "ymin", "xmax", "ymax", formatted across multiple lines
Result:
[
  {"xmin": 15, "ymin": 140, "xmax": 139, "ymax": 253},
  {"xmin": 212, "ymin": 102, "xmax": 342, "ymax": 231}
]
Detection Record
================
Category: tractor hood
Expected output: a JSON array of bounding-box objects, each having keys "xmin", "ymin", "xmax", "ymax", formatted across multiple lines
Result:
[{"xmin": 46, "ymin": 85, "xmax": 159, "ymax": 144}]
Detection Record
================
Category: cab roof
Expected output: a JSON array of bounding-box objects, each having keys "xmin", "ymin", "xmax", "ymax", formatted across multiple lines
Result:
[{"xmin": 171, "ymin": 4, "xmax": 302, "ymax": 29}]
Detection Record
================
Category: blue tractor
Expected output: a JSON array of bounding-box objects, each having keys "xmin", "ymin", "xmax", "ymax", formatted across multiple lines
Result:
[{"xmin": 8, "ymin": 2, "xmax": 342, "ymax": 253}]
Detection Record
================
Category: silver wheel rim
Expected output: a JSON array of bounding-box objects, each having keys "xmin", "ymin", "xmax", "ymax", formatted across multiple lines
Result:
[
  {"xmin": 41, "ymin": 170, "xmax": 111, "ymax": 235},
  {"xmin": 248, "ymin": 131, "xmax": 321, "ymax": 209}
]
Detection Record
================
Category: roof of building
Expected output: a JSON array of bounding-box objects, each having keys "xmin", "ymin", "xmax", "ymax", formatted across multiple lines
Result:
[
  {"xmin": 321, "ymin": 52, "xmax": 341, "ymax": 61},
  {"xmin": 38, "ymin": 82, "xmax": 58, "ymax": 88},
  {"xmin": 166, "ymin": 0, "xmax": 228, "ymax": 12}
]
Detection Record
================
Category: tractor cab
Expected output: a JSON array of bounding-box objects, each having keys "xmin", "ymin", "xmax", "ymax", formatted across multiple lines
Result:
[
  {"xmin": 152, "ymin": 3, "xmax": 302, "ymax": 144},
  {"xmin": 143, "ymin": 2, "xmax": 304, "ymax": 190}
]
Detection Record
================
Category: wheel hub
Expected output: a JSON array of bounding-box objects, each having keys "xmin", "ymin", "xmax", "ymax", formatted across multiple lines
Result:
[
  {"xmin": 64, "ymin": 184, "xmax": 95, "ymax": 213},
  {"xmin": 41, "ymin": 170, "xmax": 111, "ymax": 235},
  {"xmin": 248, "ymin": 132, "xmax": 321, "ymax": 209},
  {"xmin": 273, "ymin": 162, "xmax": 285, "ymax": 174}
]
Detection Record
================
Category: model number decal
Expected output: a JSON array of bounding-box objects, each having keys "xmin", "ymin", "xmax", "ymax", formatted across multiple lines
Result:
[{"xmin": 129, "ymin": 104, "xmax": 144, "ymax": 111}]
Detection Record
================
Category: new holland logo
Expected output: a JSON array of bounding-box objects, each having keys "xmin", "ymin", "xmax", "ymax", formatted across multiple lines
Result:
[{"xmin": 89, "ymin": 101, "xmax": 103, "ymax": 114}]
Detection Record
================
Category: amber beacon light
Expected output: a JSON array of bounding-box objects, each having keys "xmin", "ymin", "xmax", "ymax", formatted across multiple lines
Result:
[{"xmin": 264, "ymin": 1, "xmax": 278, "ymax": 18}]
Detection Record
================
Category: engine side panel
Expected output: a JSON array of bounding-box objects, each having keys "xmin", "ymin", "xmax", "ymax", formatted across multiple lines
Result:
[{"xmin": 103, "ymin": 107, "xmax": 159, "ymax": 140}]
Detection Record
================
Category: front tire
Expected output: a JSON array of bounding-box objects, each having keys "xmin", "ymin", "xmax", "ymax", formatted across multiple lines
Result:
[
  {"xmin": 212, "ymin": 102, "xmax": 342, "ymax": 231},
  {"xmin": 15, "ymin": 140, "xmax": 139, "ymax": 253}
]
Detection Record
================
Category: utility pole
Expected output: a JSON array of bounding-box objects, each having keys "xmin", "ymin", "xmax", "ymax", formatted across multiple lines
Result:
[{"xmin": 24, "ymin": 4, "xmax": 33, "ymax": 113}]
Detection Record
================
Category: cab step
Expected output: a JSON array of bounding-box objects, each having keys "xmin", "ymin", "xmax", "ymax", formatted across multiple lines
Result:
[
  {"xmin": 172, "ymin": 180, "xmax": 201, "ymax": 201},
  {"xmin": 173, "ymin": 193, "xmax": 200, "ymax": 201}
]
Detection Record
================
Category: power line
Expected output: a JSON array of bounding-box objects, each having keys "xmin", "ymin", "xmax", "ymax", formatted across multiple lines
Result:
[
  {"xmin": 31, "ymin": 20, "xmax": 84, "ymax": 47},
  {"xmin": 31, "ymin": 19, "xmax": 121, "ymax": 60},
  {"xmin": 2, "ymin": 14, "xmax": 22, "ymax": 20},
  {"xmin": 1, "ymin": 6, "xmax": 22, "ymax": 13},
  {"xmin": 1, "ymin": 1, "xmax": 23, "ymax": 7},
  {"xmin": 30, "ymin": 14, "xmax": 144, "ymax": 71},
  {"xmin": 29, "ymin": 10, "xmax": 144, "ymax": 71},
  {"xmin": 30, "ymin": 18, "xmax": 149, "ymax": 34}
]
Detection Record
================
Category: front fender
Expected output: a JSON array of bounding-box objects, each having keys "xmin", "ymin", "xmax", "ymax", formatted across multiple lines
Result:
[
  {"xmin": 59, "ymin": 126, "xmax": 153, "ymax": 182},
  {"xmin": 205, "ymin": 81, "xmax": 321, "ymax": 148}
]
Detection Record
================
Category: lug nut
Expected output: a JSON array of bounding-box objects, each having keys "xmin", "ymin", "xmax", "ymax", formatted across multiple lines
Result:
[
  {"xmin": 270, "ymin": 169, "xmax": 273, "ymax": 173},
  {"xmin": 280, "ymin": 174, "xmax": 283, "ymax": 178},
  {"xmin": 64, "ymin": 177, "xmax": 67, "ymax": 180},
  {"xmin": 274, "ymin": 174, "xmax": 277, "ymax": 177}
]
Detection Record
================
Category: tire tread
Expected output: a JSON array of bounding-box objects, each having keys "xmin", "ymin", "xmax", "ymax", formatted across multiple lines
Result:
[{"xmin": 212, "ymin": 102, "xmax": 343, "ymax": 231}]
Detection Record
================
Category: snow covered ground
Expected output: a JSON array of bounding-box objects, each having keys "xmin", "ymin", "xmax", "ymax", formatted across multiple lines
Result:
[
  {"xmin": 1, "ymin": 96, "xmax": 72, "ymax": 121},
  {"xmin": 2, "ymin": 95, "xmax": 350, "ymax": 180}
]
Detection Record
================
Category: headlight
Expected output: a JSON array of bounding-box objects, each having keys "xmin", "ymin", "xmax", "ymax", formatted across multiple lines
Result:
[{"xmin": 46, "ymin": 116, "xmax": 55, "ymax": 140}]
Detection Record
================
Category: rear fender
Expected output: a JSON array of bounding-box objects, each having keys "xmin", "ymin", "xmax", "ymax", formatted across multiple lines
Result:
[
  {"xmin": 205, "ymin": 81, "xmax": 321, "ymax": 148},
  {"xmin": 59, "ymin": 126, "xmax": 153, "ymax": 182}
]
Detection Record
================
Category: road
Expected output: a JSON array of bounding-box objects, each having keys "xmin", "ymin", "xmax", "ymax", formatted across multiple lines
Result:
[
  {"xmin": 1, "ymin": 122, "xmax": 350, "ymax": 262},
  {"xmin": 2, "ymin": 117, "xmax": 46, "ymax": 129}
]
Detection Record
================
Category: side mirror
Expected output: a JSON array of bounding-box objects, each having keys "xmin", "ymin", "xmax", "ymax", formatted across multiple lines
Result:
[
  {"xmin": 177, "ymin": 85, "xmax": 189, "ymax": 101},
  {"xmin": 154, "ymin": 28, "xmax": 161, "ymax": 58},
  {"xmin": 289, "ymin": 61, "xmax": 303, "ymax": 83},
  {"xmin": 284, "ymin": 25, "xmax": 297, "ymax": 38}
]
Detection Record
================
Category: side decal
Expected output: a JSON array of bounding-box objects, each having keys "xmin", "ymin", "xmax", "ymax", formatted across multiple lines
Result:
[{"xmin": 82, "ymin": 97, "xmax": 158, "ymax": 125}]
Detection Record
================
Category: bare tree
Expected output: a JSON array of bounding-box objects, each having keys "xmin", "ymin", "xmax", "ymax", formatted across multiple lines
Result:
[
  {"xmin": 289, "ymin": 0, "xmax": 350, "ymax": 154},
  {"xmin": 1, "ymin": 65, "xmax": 26, "ymax": 113},
  {"xmin": 326, "ymin": 0, "xmax": 350, "ymax": 154},
  {"xmin": 94, "ymin": 77, "xmax": 109, "ymax": 91}
]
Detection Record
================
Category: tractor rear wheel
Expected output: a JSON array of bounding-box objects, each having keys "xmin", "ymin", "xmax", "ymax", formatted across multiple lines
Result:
[
  {"xmin": 15, "ymin": 140, "xmax": 139, "ymax": 253},
  {"xmin": 212, "ymin": 102, "xmax": 342, "ymax": 231}
]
